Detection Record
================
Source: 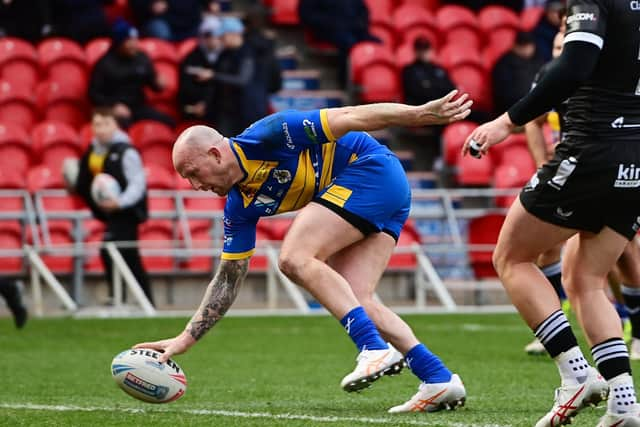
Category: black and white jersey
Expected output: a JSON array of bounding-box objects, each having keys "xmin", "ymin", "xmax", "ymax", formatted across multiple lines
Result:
[
  {"xmin": 532, "ymin": 58, "xmax": 569, "ymax": 134},
  {"xmin": 564, "ymin": 0, "xmax": 640, "ymax": 141}
]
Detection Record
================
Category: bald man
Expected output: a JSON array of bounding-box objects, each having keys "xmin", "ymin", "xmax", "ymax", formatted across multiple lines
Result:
[{"xmin": 136, "ymin": 91, "xmax": 473, "ymax": 413}]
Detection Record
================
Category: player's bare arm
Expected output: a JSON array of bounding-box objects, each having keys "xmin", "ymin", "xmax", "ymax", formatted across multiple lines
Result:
[
  {"xmin": 187, "ymin": 258, "xmax": 249, "ymax": 340},
  {"xmin": 524, "ymin": 115, "xmax": 549, "ymax": 168},
  {"xmin": 325, "ymin": 90, "xmax": 473, "ymax": 139},
  {"xmin": 133, "ymin": 258, "xmax": 249, "ymax": 363}
]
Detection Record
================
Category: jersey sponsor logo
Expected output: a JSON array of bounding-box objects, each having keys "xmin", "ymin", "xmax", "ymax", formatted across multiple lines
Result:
[
  {"xmin": 281, "ymin": 121, "xmax": 295, "ymax": 150},
  {"xmin": 254, "ymin": 193, "xmax": 276, "ymax": 207},
  {"xmin": 615, "ymin": 164, "xmax": 640, "ymax": 188},
  {"xmin": 611, "ymin": 116, "xmax": 640, "ymax": 129},
  {"xmin": 566, "ymin": 5, "xmax": 600, "ymax": 32},
  {"xmin": 548, "ymin": 157, "xmax": 578, "ymax": 190},
  {"xmin": 631, "ymin": 1, "xmax": 640, "ymax": 11},
  {"xmin": 302, "ymin": 119, "xmax": 318, "ymax": 143},
  {"xmin": 566, "ymin": 12, "xmax": 597, "ymax": 26},
  {"xmin": 273, "ymin": 169, "xmax": 292, "ymax": 184}
]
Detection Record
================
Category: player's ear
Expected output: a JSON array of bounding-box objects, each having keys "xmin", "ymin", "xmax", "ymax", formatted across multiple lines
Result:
[{"xmin": 207, "ymin": 146, "xmax": 221, "ymax": 162}]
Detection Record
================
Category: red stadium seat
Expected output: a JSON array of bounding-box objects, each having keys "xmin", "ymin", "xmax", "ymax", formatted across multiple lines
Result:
[
  {"xmin": 482, "ymin": 40, "xmax": 514, "ymax": 71},
  {"xmin": 177, "ymin": 38, "xmax": 198, "ymax": 62},
  {"xmin": 388, "ymin": 220, "xmax": 420, "ymax": 270},
  {"xmin": 263, "ymin": 217, "xmax": 293, "ymax": 241},
  {"xmin": 364, "ymin": 0, "xmax": 394, "ymax": 22},
  {"xmin": 138, "ymin": 38, "xmax": 178, "ymax": 66},
  {"xmin": 182, "ymin": 220, "xmax": 216, "ymax": 273},
  {"xmin": 183, "ymin": 194, "xmax": 226, "ymax": 212},
  {"xmin": 145, "ymin": 165, "xmax": 177, "ymax": 211},
  {"xmin": 436, "ymin": 5, "xmax": 481, "ymax": 48},
  {"xmin": 140, "ymin": 220, "xmax": 175, "ymax": 273},
  {"xmin": 85, "ymin": 38, "xmax": 111, "ymax": 70},
  {"xmin": 392, "ymin": 4, "xmax": 439, "ymax": 48},
  {"xmin": 520, "ymin": 6, "xmax": 544, "ymax": 32},
  {"xmin": 251, "ymin": 222, "xmax": 277, "ymax": 271},
  {"xmin": 31, "ymin": 121, "xmax": 82, "ymax": 168},
  {"xmin": 271, "ymin": 0, "xmax": 300, "ymax": 25},
  {"xmin": 456, "ymin": 151, "xmax": 493, "ymax": 186},
  {"xmin": 79, "ymin": 122, "xmax": 93, "ymax": 148},
  {"xmin": 442, "ymin": 121, "xmax": 477, "ymax": 166},
  {"xmin": 490, "ymin": 133, "xmax": 529, "ymax": 166},
  {"xmin": 0, "ymin": 169, "xmax": 27, "ymax": 213},
  {"xmin": 41, "ymin": 221, "xmax": 74, "ymax": 273},
  {"xmin": 349, "ymin": 42, "xmax": 396, "ymax": 84},
  {"xmin": 494, "ymin": 163, "xmax": 531, "ymax": 208},
  {"xmin": 468, "ymin": 213, "xmax": 505, "ymax": 278},
  {"xmin": 130, "ymin": 121, "xmax": 175, "ymax": 171},
  {"xmin": 370, "ymin": 22, "xmax": 396, "ymax": 49},
  {"xmin": 104, "ymin": 0, "xmax": 133, "ymax": 23},
  {"xmin": 449, "ymin": 66, "xmax": 492, "ymax": 112},
  {"xmin": 396, "ymin": 42, "xmax": 416, "ymax": 69},
  {"xmin": 360, "ymin": 64, "xmax": 400, "ymax": 102},
  {"xmin": 478, "ymin": 5, "xmax": 520, "ymax": 34},
  {"xmin": 37, "ymin": 38, "xmax": 87, "ymax": 88},
  {"xmin": 27, "ymin": 165, "xmax": 66, "ymax": 192},
  {"xmin": 83, "ymin": 219, "xmax": 105, "ymax": 273},
  {"xmin": 437, "ymin": 43, "xmax": 484, "ymax": 73},
  {"xmin": 486, "ymin": 27, "xmax": 517, "ymax": 59},
  {"xmin": 145, "ymin": 62, "xmax": 179, "ymax": 121},
  {"xmin": 0, "ymin": 123, "xmax": 32, "ymax": 176},
  {"xmin": 0, "ymin": 38, "xmax": 39, "ymax": 89},
  {"xmin": 0, "ymin": 80, "xmax": 38, "ymax": 131},
  {"xmin": 0, "ymin": 221, "xmax": 24, "ymax": 273},
  {"xmin": 37, "ymin": 81, "xmax": 90, "ymax": 129},
  {"xmin": 401, "ymin": 0, "xmax": 440, "ymax": 12}
]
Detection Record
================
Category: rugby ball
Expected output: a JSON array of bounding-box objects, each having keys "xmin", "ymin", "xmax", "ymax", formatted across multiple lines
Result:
[
  {"xmin": 111, "ymin": 348, "xmax": 187, "ymax": 403},
  {"xmin": 91, "ymin": 173, "xmax": 121, "ymax": 203}
]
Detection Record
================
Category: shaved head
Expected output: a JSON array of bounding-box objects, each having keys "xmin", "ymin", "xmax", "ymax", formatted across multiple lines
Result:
[
  {"xmin": 172, "ymin": 125, "xmax": 242, "ymax": 195},
  {"xmin": 173, "ymin": 125, "xmax": 224, "ymax": 172}
]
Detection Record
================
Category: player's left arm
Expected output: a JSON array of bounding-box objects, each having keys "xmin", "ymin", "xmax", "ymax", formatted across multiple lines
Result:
[
  {"xmin": 133, "ymin": 258, "xmax": 249, "ymax": 363},
  {"xmin": 324, "ymin": 90, "xmax": 473, "ymax": 139}
]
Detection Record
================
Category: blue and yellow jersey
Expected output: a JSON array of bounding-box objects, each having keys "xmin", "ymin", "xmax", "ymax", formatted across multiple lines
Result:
[{"xmin": 221, "ymin": 109, "xmax": 392, "ymax": 260}]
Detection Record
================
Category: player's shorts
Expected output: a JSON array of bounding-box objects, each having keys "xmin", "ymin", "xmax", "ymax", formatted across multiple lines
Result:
[
  {"xmin": 519, "ymin": 137, "xmax": 640, "ymax": 240},
  {"xmin": 314, "ymin": 153, "xmax": 411, "ymax": 241}
]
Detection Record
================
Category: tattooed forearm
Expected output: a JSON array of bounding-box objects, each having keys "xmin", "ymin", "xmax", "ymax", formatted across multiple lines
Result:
[{"xmin": 186, "ymin": 258, "xmax": 249, "ymax": 341}]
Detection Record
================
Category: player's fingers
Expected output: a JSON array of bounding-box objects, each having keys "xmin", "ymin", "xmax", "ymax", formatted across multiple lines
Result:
[
  {"xmin": 158, "ymin": 350, "xmax": 173, "ymax": 364},
  {"xmin": 444, "ymin": 99, "xmax": 473, "ymax": 117},
  {"xmin": 448, "ymin": 93, "xmax": 469, "ymax": 109},
  {"xmin": 133, "ymin": 341, "xmax": 165, "ymax": 351},
  {"xmin": 451, "ymin": 108, "xmax": 472, "ymax": 122},
  {"xmin": 463, "ymin": 132, "xmax": 476, "ymax": 156}
]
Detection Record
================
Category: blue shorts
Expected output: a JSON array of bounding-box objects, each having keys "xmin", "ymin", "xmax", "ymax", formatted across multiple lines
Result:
[{"xmin": 314, "ymin": 153, "xmax": 411, "ymax": 241}]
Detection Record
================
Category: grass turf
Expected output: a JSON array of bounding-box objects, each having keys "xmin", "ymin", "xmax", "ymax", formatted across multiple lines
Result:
[{"xmin": 0, "ymin": 313, "xmax": 631, "ymax": 426}]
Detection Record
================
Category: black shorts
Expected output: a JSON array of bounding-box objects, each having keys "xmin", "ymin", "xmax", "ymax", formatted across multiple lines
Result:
[{"xmin": 519, "ymin": 138, "xmax": 640, "ymax": 240}]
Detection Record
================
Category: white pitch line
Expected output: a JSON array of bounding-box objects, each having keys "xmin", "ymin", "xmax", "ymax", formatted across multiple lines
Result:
[{"xmin": 0, "ymin": 403, "xmax": 511, "ymax": 427}]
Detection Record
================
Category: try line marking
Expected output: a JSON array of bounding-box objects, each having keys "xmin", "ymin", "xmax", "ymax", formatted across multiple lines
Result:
[{"xmin": 0, "ymin": 403, "xmax": 511, "ymax": 427}]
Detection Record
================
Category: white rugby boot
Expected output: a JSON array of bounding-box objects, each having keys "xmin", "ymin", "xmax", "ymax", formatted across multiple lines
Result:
[
  {"xmin": 388, "ymin": 374, "xmax": 466, "ymax": 413},
  {"xmin": 535, "ymin": 367, "xmax": 609, "ymax": 427},
  {"xmin": 340, "ymin": 344, "xmax": 404, "ymax": 392},
  {"xmin": 596, "ymin": 406, "xmax": 640, "ymax": 427},
  {"xmin": 630, "ymin": 338, "xmax": 640, "ymax": 361},
  {"xmin": 525, "ymin": 337, "xmax": 547, "ymax": 356}
]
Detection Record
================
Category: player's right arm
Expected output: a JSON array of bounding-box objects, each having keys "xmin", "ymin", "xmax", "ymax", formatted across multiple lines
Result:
[
  {"xmin": 325, "ymin": 90, "xmax": 473, "ymax": 139},
  {"xmin": 525, "ymin": 115, "xmax": 549, "ymax": 168}
]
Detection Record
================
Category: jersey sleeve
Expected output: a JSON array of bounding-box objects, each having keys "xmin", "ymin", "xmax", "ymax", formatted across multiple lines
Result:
[
  {"xmin": 235, "ymin": 109, "xmax": 336, "ymax": 151},
  {"xmin": 221, "ymin": 195, "xmax": 258, "ymax": 260},
  {"xmin": 564, "ymin": 0, "xmax": 609, "ymax": 49}
]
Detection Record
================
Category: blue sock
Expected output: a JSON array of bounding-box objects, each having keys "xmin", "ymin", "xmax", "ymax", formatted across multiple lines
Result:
[
  {"xmin": 340, "ymin": 306, "xmax": 388, "ymax": 352},
  {"xmin": 405, "ymin": 343, "xmax": 452, "ymax": 384}
]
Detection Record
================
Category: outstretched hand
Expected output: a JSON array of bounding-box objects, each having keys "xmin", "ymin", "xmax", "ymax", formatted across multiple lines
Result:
[
  {"xmin": 134, "ymin": 331, "xmax": 196, "ymax": 363},
  {"xmin": 462, "ymin": 112, "xmax": 516, "ymax": 157},
  {"xmin": 420, "ymin": 90, "xmax": 473, "ymax": 125}
]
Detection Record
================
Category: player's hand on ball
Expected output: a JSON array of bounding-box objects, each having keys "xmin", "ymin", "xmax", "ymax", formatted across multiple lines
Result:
[
  {"xmin": 134, "ymin": 331, "xmax": 196, "ymax": 363},
  {"xmin": 462, "ymin": 112, "xmax": 515, "ymax": 157},
  {"xmin": 421, "ymin": 90, "xmax": 473, "ymax": 125}
]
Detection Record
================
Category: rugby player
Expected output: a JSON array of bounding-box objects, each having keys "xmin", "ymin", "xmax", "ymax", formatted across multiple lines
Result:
[
  {"xmin": 464, "ymin": 0, "xmax": 640, "ymax": 425},
  {"xmin": 135, "ymin": 91, "xmax": 472, "ymax": 413}
]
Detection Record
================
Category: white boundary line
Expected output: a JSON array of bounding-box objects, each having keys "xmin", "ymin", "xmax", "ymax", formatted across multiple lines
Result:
[{"xmin": 0, "ymin": 403, "xmax": 511, "ymax": 427}]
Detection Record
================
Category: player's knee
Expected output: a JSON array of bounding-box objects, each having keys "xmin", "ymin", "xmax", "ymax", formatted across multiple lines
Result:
[
  {"xmin": 278, "ymin": 251, "xmax": 309, "ymax": 283},
  {"xmin": 492, "ymin": 246, "xmax": 508, "ymax": 277}
]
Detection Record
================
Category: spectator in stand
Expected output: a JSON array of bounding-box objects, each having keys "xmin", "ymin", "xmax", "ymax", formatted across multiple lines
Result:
[
  {"xmin": 130, "ymin": 0, "xmax": 218, "ymax": 41},
  {"xmin": 243, "ymin": 5, "xmax": 282, "ymax": 121},
  {"xmin": 402, "ymin": 38, "xmax": 455, "ymax": 140},
  {"xmin": 0, "ymin": 0, "xmax": 52, "ymax": 42},
  {"xmin": 178, "ymin": 16, "xmax": 223, "ymax": 123},
  {"xmin": 50, "ymin": 0, "xmax": 111, "ymax": 45},
  {"xmin": 491, "ymin": 31, "xmax": 544, "ymax": 115},
  {"xmin": 442, "ymin": 0, "xmax": 524, "ymax": 12},
  {"xmin": 73, "ymin": 108, "xmax": 154, "ymax": 306},
  {"xmin": 298, "ymin": 0, "xmax": 379, "ymax": 88},
  {"xmin": 211, "ymin": 17, "xmax": 255, "ymax": 136},
  {"xmin": 532, "ymin": 0, "xmax": 564, "ymax": 61},
  {"xmin": 89, "ymin": 19, "xmax": 175, "ymax": 129}
]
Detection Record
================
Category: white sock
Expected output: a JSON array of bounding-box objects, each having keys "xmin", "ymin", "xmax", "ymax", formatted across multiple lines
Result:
[
  {"xmin": 608, "ymin": 373, "xmax": 637, "ymax": 414},
  {"xmin": 555, "ymin": 346, "xmax": 590, "ymax": 386}
]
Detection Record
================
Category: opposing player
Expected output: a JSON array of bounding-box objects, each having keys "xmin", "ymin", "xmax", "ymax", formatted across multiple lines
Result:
[
  {"xmin": 135, "ymin": 91, "xmax": 472, "ymax": 413},
  {"xmin": 464, "ymin": 0, "xmax": 640, "ymax": 425}
]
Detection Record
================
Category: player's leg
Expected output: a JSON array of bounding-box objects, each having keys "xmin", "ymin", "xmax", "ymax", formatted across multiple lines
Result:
[
  {"xmin": 330, "ymin": 233, "xmax": 465, "ymax": 413},
  {"xmin": 279, "ymin": 202, "xmax": 396, "ymax": 391},
  {"xmin": 563, "ymin": 228, "xmax": 640, "ymax": 424},
  {"xmin": 493, "ymin": 199, "xmax": 608, "ymax": 427},
  {"xmin": 617, "ymin": 237, "xmax": 640, "ymax": 359},
  {"xmin": 0, "ymin": 278, "xmax": 27, "ymax": 328}
]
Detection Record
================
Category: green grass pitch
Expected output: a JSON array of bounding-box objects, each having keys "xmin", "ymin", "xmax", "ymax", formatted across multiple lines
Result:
[{"xmin": 0, "ymin": 313, "xmax": 631, "ymax": 426}]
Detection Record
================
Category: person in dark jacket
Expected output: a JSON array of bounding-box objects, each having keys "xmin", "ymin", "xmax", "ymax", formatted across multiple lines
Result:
[
  {"xmin": 74, "ymin": 108, "xmax": 154, "ymax": 306},
  {"xmin": 50, "ymin": 0, "xmax": 111, "ymax": 44},
  {"xmin": 88, "ymin": 19, "xmax": 174, "ymax": 129},
  {"xmin": 129, "ymin": 0, "xmax": 217, "ymax": 41},
  {"xmin": 178, "ymin": 16, "xmax": 223, "ymax": 123},
  {"xmin": 211, "ymin": 17, "xmax": 256, "ymax": 136},
  {"xmin": 491, "ymin": 31, "xmax": 545, "ymax": 115},
  {"xmin": 402, "ymin": 38, "xmax": 455, "ymax": 107}
]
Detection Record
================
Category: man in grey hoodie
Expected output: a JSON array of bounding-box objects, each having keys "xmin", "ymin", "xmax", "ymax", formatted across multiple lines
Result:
[{"xmin": 75, "ymin": 107, "xmax": 154, "ymax": 306}]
